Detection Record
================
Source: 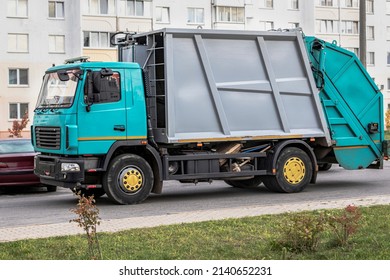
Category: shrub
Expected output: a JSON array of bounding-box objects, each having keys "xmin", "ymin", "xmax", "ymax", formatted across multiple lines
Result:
[
  {"xmin": 327, "ymin": 204, "xmax": 362, "ymax": 246},
  {"xmin": 276, "ymin": 212, "xmax": 327, "ymax": 252}
]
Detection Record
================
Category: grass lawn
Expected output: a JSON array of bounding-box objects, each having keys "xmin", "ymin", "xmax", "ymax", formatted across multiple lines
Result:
[{"xmin": 0, "ymin": 204, "xmax": 390, "ymax": 260}]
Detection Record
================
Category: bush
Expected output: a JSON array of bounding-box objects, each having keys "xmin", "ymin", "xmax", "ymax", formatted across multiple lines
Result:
[
  {"xmin": 327, "ymin": 204, "xmax": 362, "ymax": 246},
  {"xmin": 276, "ymin": 212, "xmax": 327, "ymax": 252}
]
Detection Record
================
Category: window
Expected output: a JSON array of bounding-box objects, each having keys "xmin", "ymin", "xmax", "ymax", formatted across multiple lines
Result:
[
  {"xmin": 83, "ymin": 31, "xmax": 115, "ymax": 48},
  {"xmin": 187, "ymin": 7, "xmax": 204, "ymax": 24},
  {"xmin": 387, "ymin": 0, "xmax": 390, "ymax": 14},
  {"xmin": 367, "ymin": 52, "xmax": 375, "ymax": 66},
  {"xmin": 156, "ymin": 6, "xmax": 170, "ymax": 23},
  {"xmin": 318, "ymin": 0, "xmax": 334, "ymax": 6},
  {"xmin": 49, "ymin": 35, "xmax": 65, "ymax": 53},
  {"xmin": 343, "ymin": 0, "xmax": 358, "ymax": 8},
  {"xmin": 316, "ymin": 20, "xmax": 339, "ymax": 33},
  {"xmin": 9, "ymin": 68, "xmax": 29, "ymax": 86},
  {"xmin": 387, "ymin": 52, "xmax": 390, "ymax": 65},
  {"xmin": 259, "ymin": 21, "xmax": 274, "ymax": 31},
  {"xmin": 367, "ymin": 26, "xmax": 374, "ymax": 40},
  {"xmin": 340, "ymin": 21, "xmax": 359, "ymax": 34},
  {"xmin": 120, "ymin": 0, "xmax": 144, "ymax": 16},
  {"xmin": 7, "ymin": 0, "xmax": 28, "ymax": 17},
  {"xmin": 216, "ymin": 6, "xmax": 244, "ymax": 23},
  {"xmin": 387, "ymin": 26, "xmax": 390, "ymax": 41},
  {"xmin": 9, "ymin": 103, "xmax": 29, "ymax": 120},
  {"xmin": 366, "ymin": 0, "xmax": 374, "ymax": 14},
  {"xmin": 48, "ymin": 1, "xmax": 64, "ymax": 18},
  {"xmin": 388, "ymin": 78, "xmax": 390, "ymax": 91},
  {"xmin": 290, "ymin": 0, "xmax": 299, "ymax": 9},
  {"xmin": 84, "ymin": 71, "xmax": 121, "ymax": 104},
  {"xmin": 88, "ymin": 0, "xmax": 115, "ymax": 15},
  {"xmin": 259, "ymin": 0, "xmax": 273, "ymax": 8},
  {"xmin": 8, "ymin": 33, "xmax": 28, "ymax": 53},
  {"xmin": 288, "ymin": 22, "xmax": 300, "ymax": 29}
]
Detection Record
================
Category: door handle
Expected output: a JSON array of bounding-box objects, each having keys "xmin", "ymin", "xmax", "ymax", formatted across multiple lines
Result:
[{"xmin": 114, "ymin": 125, "xmax": 125, "ymax": 132}]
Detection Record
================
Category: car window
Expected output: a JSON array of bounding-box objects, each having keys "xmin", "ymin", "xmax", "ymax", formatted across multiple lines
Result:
[{"xmin": 0, "ymin": 140, "xmax": 35, "ymax": 154}]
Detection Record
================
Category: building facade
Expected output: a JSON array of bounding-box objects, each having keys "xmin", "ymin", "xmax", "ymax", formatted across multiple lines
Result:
[
  {"xmin": 0, "ymin": 0, "xmax": 81, "ymax": 138},
  {"xmin": 1, "ymin": 0, "xmax": 389, "ymax": 137}
]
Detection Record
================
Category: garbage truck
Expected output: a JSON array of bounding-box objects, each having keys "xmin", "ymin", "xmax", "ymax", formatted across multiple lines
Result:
[{"xmin": 32, "ymin": 28, "xmax": 388, "ymax": 204}]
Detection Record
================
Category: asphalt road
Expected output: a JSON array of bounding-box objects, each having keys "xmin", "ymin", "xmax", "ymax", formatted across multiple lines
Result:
[{"xmin": 1, "ymin": 161, "xmax": 390, "ymax": 229}]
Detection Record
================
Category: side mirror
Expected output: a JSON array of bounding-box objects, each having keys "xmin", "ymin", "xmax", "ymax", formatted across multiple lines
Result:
[{"xmin": 57, "ymin": 70, "xmax": 70, "ymax": 81}]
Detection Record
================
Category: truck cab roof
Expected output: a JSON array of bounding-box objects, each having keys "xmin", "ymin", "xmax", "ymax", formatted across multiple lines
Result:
[{"xmin": 46, "ymin": 61, "xmax": 141, "ymax": 73}]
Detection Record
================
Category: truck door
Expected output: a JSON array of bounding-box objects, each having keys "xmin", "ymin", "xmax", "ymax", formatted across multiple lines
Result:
[{"xmin": 77, "ymin": 69, "xmax": 127, "ymax": 154}]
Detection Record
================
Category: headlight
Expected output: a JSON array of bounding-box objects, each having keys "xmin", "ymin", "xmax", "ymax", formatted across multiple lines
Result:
[{"xmin": 61, "ymin": 163, "xmax": 80, "ymax": 172}]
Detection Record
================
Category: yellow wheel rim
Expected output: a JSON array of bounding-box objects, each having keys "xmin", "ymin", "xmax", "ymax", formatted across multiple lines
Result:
[
  {"xmin": 119, "ymin": 167, "xmax": 143, "ymax": 193},
  {"xmin": 283, "ymin": 157, "xmax": 305, "ymax": 185}
]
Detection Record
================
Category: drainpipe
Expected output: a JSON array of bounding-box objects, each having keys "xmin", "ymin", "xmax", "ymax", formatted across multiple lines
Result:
[{"xmin": 359, "ymin": 0, "xmax": 367, "ymax": 67}]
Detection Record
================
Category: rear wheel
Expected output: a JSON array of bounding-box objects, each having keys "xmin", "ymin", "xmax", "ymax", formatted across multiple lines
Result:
[
  {"xmin": 262, "ymin": 147, "xmax": 312, "ymax": 193},
  {"xmin": 103, "ymin": 154, "xmax": 153, "ymax": 205},
  {"xmin": 224, "ymin": 176, "xmax": 262, "ymax": 188}
]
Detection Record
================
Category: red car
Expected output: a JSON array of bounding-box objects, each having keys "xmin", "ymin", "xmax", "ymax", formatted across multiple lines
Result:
[{"xmin": 0, "ymin": 138, "xmax": 56, "ymax": 191}]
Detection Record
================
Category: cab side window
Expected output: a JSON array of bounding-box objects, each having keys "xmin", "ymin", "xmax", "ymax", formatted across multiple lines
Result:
[{"xmin": 85, "ymin": 71, "xmax": 121, "ymax": 104}]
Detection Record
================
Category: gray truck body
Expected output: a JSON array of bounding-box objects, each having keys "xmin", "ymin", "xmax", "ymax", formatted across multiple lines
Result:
[{"xmin": 121, "ymin": 29, "xmax": 331, "ymax": 145}]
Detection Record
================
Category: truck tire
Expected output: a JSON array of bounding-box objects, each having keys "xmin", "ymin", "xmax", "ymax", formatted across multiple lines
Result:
[
  {"xmin": 262, "ymin": 147, "xmax": 312, "ymax": 193},
  {"xmin": 224, "ymin": 176, "xmax": 262, "ymax": 188},
  {"xmin": 103, "ymin": 154, "xmax": 154, "ymax": 205}
]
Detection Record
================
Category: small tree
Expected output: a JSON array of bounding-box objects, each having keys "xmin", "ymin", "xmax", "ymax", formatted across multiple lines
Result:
[
  {"xmin": 70, "ymin": 192, "xmax": 102, "ymax": 260},
  {"xmin": 8, "ymin": 112, "xmax": 29, "ymax": 138}
]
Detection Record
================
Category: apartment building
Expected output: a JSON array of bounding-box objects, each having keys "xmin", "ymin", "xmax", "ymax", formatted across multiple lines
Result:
[
  {"xmin": 0, "ymin": 0, "xmax": 81, "ymax": 138},
  {"xmin": 1, "ymin": 0, "xmax": 389, "ymax": 138}
]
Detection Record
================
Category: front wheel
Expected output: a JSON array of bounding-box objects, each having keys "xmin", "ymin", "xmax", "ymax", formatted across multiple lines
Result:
[
  {"xmin": 103, "ymin": 154, "xmax": 154, "ymax": 205},
  {"xmin": 262, "ymin": 147, "xmax": 312, "ymax": 193}
]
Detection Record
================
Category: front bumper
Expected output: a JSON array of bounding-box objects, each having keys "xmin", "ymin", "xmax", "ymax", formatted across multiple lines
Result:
[{"xmin": 34, "ymin": 154, "xmax": 85, "ymax": 188}]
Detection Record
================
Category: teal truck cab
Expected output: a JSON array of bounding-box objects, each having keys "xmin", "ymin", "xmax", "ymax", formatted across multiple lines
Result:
[{"xmin": 32, "ymin": 29, "xmax": 388, "ymax": 204}]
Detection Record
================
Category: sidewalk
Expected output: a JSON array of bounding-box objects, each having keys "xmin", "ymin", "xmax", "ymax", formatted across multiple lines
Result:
[{"xmin": 2, "ymin": 194, "xmax": 390, "ymax": 242}]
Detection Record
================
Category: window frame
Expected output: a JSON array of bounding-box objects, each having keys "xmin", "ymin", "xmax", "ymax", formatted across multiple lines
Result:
[
  {"xmin": 7, "ymin": 0, "xmax": 28, "ymax": 18},
  {"xmin": 8, "ymin": 68, "xmax": 29, "ymax": 87},
  {"xmin": 366, "ymin": 0, "xmax": 374, "ymax": 14},
  {"xmin": 155, "ymin": 6, "xmax": 170, "ymax": 23},
  {"xmin": 88, "ymin": 0, "xmax": 116, "ymax": 15},
  {"xmin": 49, "ymin": 35, "xmax": 65, "ymax": 53},
  {"xmin": 187, "ymin": 7, "xmax": 204, "ymax": 24},
  {"xmin": 215, "ymin": 6, "xmax": 245, "ymax": 23},
  {"xmin": 83, "ymin": 31, "xmax": 116, "ymax": 49},
  {"xmin": 121, "ymin": 0, "xmax": 144, "ymax": 17},
  {"xmin": 48, "ymin": 0, "xmax": 65, "ymax": 19},
  {"xmin": 367, "ymin": 26, "xmax": 374, "ymax": 40},
  {"xmin": 7, "ymin": 33, "xmax": 29, "ymax": 53},
  {"xmin": 9, "ymin": 103, "xmax": 29, "ymax": 120},
  {"xmin": 367, "ymin": 52, "xmax": 375, "ymax": 66},
  {"xmin": 289, "ymin": 0, "xmax": 299, "ymax": 10}
]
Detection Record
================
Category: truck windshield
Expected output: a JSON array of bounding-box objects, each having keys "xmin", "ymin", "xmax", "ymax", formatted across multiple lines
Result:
[{"xmin": 35, "ymin": 69, "xmax": 80, "ymax": 109}]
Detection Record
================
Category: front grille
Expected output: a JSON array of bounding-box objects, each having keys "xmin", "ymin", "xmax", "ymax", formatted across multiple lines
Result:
[{"xmin": 35, "ymin": 126, "xmax": 61, "ymax": 150}]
